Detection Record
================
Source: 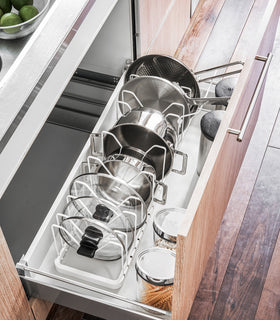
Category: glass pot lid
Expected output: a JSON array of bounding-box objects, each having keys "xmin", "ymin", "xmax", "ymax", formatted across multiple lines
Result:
[
  {"xmin": 69, "ymin": 172, "xmax": 147, "ymax": 230},
  {"xmin": 63, "ymin": 195, "xmax": 133, "ymax": 232},
  {"xmin": 58, "ymin": 215, "xmax": 128, "ymax": 261}
]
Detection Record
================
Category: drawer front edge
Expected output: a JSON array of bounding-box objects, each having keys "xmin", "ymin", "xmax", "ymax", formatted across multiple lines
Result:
[{"xmin": 172, "ymin": 2, "xmax": 280, "ymax": 319}]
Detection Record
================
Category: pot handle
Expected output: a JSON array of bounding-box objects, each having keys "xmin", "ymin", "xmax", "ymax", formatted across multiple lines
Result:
[
  {"xmin": 153, "ymin": 181, "xmax": 168, "ymax": 205},
  {"xmin": 90, "ymin": 133, "xmax": 102, "ymax": 156},
  {"xmin": 172, "ymin": 150, "xmax": 188, "ymax": 175}
]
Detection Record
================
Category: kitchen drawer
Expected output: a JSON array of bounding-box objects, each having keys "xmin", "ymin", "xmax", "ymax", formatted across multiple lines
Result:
[
  {"xmin": 1, "ymin": 1, "xmax": 279, "ymax": 320},
  {"xmin": 16, "ymin": 3, "xmax": 279, "ymax": 318}
]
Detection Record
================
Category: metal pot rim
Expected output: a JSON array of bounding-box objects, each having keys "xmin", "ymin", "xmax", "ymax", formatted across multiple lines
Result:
[
  {"xmin": 112, "ymin": 122, "xmax": 174, "ymax": 150},
  {"xmin": 105, "ymin": 154, "xmax": 156, "ymax": 176},
  {"xmin": 121, "ymin": 74, "xmax": 191, "ymax": 106},
  {"xmin": 118, "ymin": 75, "xmax": 191, "ymax": 131},
  {"xmin": 117, "ymin": 108, "xmax": 178, "ymax": 146},
  {"xmin": 106, "ymin": 123, "xmax": 174, "ymax": 179}
]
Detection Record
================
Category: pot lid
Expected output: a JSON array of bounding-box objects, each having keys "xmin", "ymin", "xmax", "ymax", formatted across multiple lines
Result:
[
  {"xmin": 69, "ymin": 172, "xmax": 147, "ymax": 230},
  {"xmin": 59, "ymin": 215, "xmax": 127, "ymax": 261},
  {"xmin": 63, "ymin": 196, "xmax": 131, "ymax": 231}
]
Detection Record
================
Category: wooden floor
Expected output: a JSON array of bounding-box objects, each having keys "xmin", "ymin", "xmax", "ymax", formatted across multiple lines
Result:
[{"xmin": 47, "ymin": 2, "xmax": 280, "ymax": 320}]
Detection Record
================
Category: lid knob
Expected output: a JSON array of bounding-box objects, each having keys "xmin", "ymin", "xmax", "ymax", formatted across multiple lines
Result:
[
  {"xmin": 92, "ymin": 204, "xmax": 114, "ymax": 222},
  {"xmin": 77, "ymin": 226, "xmax": 103, "ymax": 258}
]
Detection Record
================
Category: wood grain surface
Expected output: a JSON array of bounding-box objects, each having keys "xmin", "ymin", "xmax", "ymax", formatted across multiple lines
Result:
[
  {"xmin": 173, "ymin": 80, "xmax": 264, "ymax": 320},
  {"xmin": 175, "ymin": 0, "xmax": 226, "ymax": 69},
  {"xmin": 255, "ymin": 220, "xmax": 280, "ymax": 320},
  {"xmin": 230, "ymin": 0, "xmax": 270, "ymax": 62},
  {"xmin": 0, "ymin": 228, "xmax": 34, "ymax": 320},
  {"xmin": 138, "ymin": 0, "xmax": 171, "ymax": 55},
  {"xmin": 211, "ymin": 147, "xmax": 280, "ymax": 320},
  {"xmin": 269, "ymin": 110, "xmax": 280, "ymax": 149},
  {"xmin": 139, "ymin": 0, "xmax": 190, "ymax": 56},
  {"xmin": 189, "ymin": 63, "xmax": 280, "ymax": 320},
  {"xmin": 46, "ymin": 304, "xmax": 83, "ymax": 320},
  {"xmin": 188, "ymin": 1, "xmax": 280, "ymax": 318},
  {"xmin": 30, "ymin": 298, "xmax": 52, "ymax": 320},
  {"xmin": 171, "ymin": 0, "xmax": 280, "ymax": 318},
  {"xmin": 146, "ymin": 0, "xmax": 191, "ymax": 56}
]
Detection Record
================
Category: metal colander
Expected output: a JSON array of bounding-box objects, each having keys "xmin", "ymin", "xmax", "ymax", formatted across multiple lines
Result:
[{"xmin": 125, "ymin": 54, "xmax": 200, "ymax": 98}]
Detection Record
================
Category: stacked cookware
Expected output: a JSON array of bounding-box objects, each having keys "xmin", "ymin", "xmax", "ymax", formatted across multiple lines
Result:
[{"xmin": 51, "ymin": 54, "xmax": 236, "ymax": 291}]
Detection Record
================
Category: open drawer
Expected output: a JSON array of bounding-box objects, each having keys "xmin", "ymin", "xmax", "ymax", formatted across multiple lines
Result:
[
  {"xmin": 0, "ymin": 0, "xmax": 279, "ymax": 320},
  {"xmin": 13, "ymin": 1, "xmax": 280, "ymax": 319}
]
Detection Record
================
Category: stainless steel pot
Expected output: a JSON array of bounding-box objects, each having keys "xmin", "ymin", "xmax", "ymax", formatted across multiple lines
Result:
[
  {"xmin": 102, "ymin": 124, "xmax": 188, "ymax": 180},
  {"xmin": 97, "ymin": 154, "xmax": 167, "ymax": 205},
  {"xmin": 118, "ymin": 76, "xmax": 191, "ymax": 132},
  {"xmin": 118, "ymin": 76, "xmax": 229, "ymax": 132},
  {"xmin": 117, "ymin": 107, "xmax": 178, "ymax": 147}
]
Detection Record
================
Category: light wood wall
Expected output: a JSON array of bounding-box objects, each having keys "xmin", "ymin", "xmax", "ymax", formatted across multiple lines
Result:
[{"xmin": 138, "ymin": 0, "xmax": 191, "ymax": 56}]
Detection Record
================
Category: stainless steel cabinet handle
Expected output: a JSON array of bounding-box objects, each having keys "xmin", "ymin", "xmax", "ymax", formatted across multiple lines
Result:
[{"xmin": 228, "ymin": 53, "xmax": 273, "ymax": 142}]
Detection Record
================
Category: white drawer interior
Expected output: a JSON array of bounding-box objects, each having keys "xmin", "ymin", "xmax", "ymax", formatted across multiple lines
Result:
[{"xmin": 17, "ymin": 65, "xmax": 238, "ymax": 318}]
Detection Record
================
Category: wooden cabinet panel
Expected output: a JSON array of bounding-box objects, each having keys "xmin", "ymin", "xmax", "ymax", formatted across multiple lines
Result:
[
  {"xmin": 138, "ymin": 0, "xmax": 171, "ymax": 55},
  {"xmin": 173, "ymin": 66, "xmax": 266, "ymax": 320},
  {"xmin": 29, "ymin": 298, "xmax": 52, "ymax": 320},
  {"xmin": 0, "ymin": 228, "xmax": 34, "ymax": 320},
  {"xmin": 256, "ymin": 0, "xmax": 280, "ymax": 57},
  {"xmin": 172, "ymin": 1, "xmax": 280, "ymax": 319},
  {"xmin": 175, "ymin": 0, "xmax": 226, "ymax": 69},
  {"xmin": 138, "ymin": 0, "xmax": 190, "ymax": 56}
]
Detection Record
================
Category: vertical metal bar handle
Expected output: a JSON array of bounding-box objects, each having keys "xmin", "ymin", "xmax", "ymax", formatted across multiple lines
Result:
[{"xmin": 228, "ymin": 53, "xmax": 273, "ymax": 142}]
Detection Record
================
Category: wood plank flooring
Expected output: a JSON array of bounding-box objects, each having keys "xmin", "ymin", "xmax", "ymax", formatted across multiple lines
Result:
[
  {"xmin": 46, "ymin": 305, "xmax": 83, "ymax": 320},
  {"xmin": 255, "ymin": 225, "xmax": 280, "ymax": 319},
  {"xmin": 211, "ymin": 147, "xmax": 280, "ymax": 320}
]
